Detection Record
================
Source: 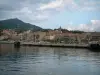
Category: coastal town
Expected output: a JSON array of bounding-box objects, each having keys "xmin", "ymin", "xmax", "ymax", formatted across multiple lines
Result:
[
  {"xmin": 1, "ymin": 0, "xmax": 100, "ymax": 75},
  {"xmin": 0, "ymin": 27, "xmax": 100, "ymax": 44}
]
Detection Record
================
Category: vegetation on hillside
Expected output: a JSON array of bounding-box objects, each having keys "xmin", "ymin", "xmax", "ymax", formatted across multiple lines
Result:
[{"xmin": 0, "ymin": 18, "xmax": 42, "ymax": 31}]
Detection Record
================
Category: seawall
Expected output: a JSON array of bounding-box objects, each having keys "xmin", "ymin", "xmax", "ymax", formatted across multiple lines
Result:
[
  {"xmin": 0, "ymin": 41, "xmax": 89, "ymax": 48},
  {"xmin": 21, "ymin": 42, "xmax": 88, "ymax": 48}
]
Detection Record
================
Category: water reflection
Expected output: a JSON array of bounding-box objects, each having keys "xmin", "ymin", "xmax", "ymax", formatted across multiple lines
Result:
[{"xmin": 0, "ymin": 44, "xmax": 100, "ymax": 75}]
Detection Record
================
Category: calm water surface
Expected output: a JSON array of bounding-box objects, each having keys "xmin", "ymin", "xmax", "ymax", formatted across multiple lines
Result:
[{"xmin": 0, "ymin": 44, "xmax": 100, "ymax": 75}]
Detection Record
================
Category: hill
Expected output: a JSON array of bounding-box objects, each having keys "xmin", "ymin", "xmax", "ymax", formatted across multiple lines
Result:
[{"xmin": 0, "ymin": 18, "xmax": 42, "ymax": 31}]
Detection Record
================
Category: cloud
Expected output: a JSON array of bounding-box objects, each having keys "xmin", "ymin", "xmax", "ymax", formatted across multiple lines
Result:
[
  {"xmin": 38, "ymin": 0, "xmax": 63, "ymax": 10},
  {"xmin": 78, "ymin": 0, "xmax": 100, "ymax": 11},
  {"xmin": 0, "ymin": 0, "xmax": 51, "ymax": 21},
  {"xmin": 38, "ymin": 0, "xmax": 78, "ymax": 11},
  {"xmin": 66, "ymin": 20, "xmax": 100, "ymax": 32},
  {"xmin": 0, "ymin": 0, "xmax": 100, "ymax": 23},
  {"xmin": 0, "ymin": 0, "xmax": 77, "ymax": 21},
  {"xmin": 38, "ymin": 0, "xmax": 100, "ymax": 12}
]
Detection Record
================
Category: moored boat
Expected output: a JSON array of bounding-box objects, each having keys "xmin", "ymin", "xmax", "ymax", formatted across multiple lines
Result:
[
  {"xmin": 89, "ymin": 41, "xmax": 100, "ymax": 51},
  {"xmin": 14, "ymin": 41, "xmax": 20, "ymax": 47}
]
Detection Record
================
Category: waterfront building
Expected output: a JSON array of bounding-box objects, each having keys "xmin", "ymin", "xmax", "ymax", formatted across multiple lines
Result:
[
  {"xmin": 33, "ymin": 31, "xmax": 46, "ymax": 42},
  {"xmin": 0, "ymin": 35, "xmax": 9, "ymax": 40},
  {"xmin": 18, "ymin": 30, "xmax": 47, "ymax": 42},
  {"xmin": 1, "ymin": 29, "xmax": 18, "ymax": 40},
  {"xmin": 89, "ymin": 32, "xmax": 100, "ymax": 42},
  {"xmin": 43, "ymin": 30, "xmax": 62, "ymax": 41}
]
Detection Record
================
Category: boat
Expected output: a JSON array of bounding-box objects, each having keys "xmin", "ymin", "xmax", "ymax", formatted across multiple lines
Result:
[
  {"xmin": 89, "ymin": 41, "xmax": 100, "ymax": 51},
  {"xmin": 14, "ymin": 41, "xmax": 20, "ymax": 47}
]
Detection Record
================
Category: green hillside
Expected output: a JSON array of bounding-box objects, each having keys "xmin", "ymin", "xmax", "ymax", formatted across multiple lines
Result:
[{"xmin": 0, "ymin": 18, "xmax": 42, "ymax": 30}]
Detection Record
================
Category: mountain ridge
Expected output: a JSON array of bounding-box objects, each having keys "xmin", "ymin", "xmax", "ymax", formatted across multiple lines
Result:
[{"xmin": 0, "ymin": 18, "xmax": 42, "ymax": 30}]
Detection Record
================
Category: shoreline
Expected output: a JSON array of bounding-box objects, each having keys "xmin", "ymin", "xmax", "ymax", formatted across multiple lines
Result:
[
  {"xmin": 0, "ymin": 41, "xmax": 88, "ymax": 48},
  {"xmin": 21, "ymin": 43, "xmax": 88, "ymax": 48},
  {"xmin": 0, "ymin": 41, "xmax": 14, "ymax": 44}
]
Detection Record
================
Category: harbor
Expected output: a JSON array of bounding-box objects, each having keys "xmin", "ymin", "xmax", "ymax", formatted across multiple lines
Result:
[
  {"xmin": 0, "ymin": 41, "xmax": 89, "ymax": 48},
  {"xmin": 0, "ymin": 43, "xmax": 100, "ymax": 75},
  {"xmin": 0, "ymin": 1, "xmax": 100, "ymax": 75},
  {"xmin": 1, "ymin": 41, "xmax": 100, "ymax": 50}
]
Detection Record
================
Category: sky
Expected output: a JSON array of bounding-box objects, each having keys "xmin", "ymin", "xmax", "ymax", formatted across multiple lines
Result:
[{"xmin": 0, "ymin": 0, "xmax": 100, "ymax": 32}]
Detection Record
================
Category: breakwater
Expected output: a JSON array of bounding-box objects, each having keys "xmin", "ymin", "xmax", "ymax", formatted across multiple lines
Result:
[
  {"xmin": 0, "ymin": 41, "xmax": 91, "ymax": 49},
  {"xmin": 21, "ymin": 42, "xmax": 88, "ymax": 48},
  {"xmin": 0, "ymin": 41, "xmax": 14, "ymax": 44},
  {"xmin": 1, "ymin": 41, "xmax": 100, "ymax": 51}
]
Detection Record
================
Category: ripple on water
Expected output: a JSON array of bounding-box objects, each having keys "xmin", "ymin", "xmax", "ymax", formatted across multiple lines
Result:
[{"xmin": 0, "ymin": 44, "xmax": 100, "ymax": 75}]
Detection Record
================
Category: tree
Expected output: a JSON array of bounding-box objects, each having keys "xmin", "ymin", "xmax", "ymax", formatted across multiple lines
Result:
[{"xmin": 70, "ymin": 30, "xmax": 84, "ymax": 34}]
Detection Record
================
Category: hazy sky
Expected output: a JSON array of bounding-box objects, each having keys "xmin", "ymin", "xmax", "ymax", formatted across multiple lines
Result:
[{"xmin": 0, "ymin": 0, "xmax": 100, "ymax": 31}]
